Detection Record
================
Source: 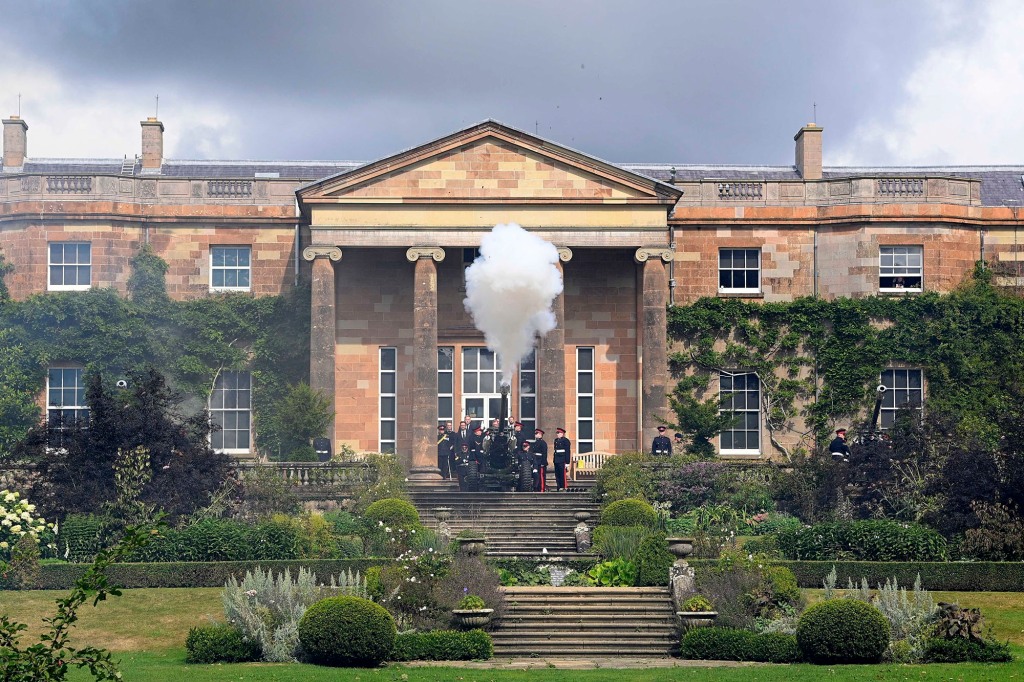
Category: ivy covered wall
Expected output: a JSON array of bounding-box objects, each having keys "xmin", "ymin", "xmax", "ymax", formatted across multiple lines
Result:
[
  {"xmin": 0, "ymin": 246, "xmax": 310, "ymax": 457},
  {"xmin": 667, "ymin": 265, "xmax": 1024, "ymax": 460}
]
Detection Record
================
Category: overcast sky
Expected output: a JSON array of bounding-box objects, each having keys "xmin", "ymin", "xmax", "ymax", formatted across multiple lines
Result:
[{"xmin": 0, "ymin": 0, "xmax": 1020, "ymax": 167}]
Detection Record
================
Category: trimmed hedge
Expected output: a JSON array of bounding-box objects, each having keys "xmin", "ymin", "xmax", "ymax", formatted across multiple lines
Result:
[
  {"xmin": 922, "ymin": 637, "xmax": 1013, "ymax": 663},
  {"xmin": 796, "ymin": 599, "xmax": 890, "ymax": 664},
  {"xmin": 689, "ymin": 559, "xmax": 1024, "ymax": 592},
  {"xmin": 127, "ymin": 518, "xmax": 301, "ymax": 563},
  {"xmin": 184, "ymin": 624, "xmax": 260, "ymax": 664},
  {"xmin": 18, "ymin": 559, "xmax": 390, "ymax": 590},
  {"xmin": 298, "ymin": 596, "xmax": 396, "ymax": 667},
  {"xmin": 389, "ymin": 629, "xmax": 493, "ymax": 661},
  {"xmin": 601, "ymin": 499, "xmax": 658, "ymax": 528},
  {"xmin": 775, "ymin": 520, "xmax": 947, "ymax": 562},
  {"xmin": 364, "ymin": 498, "xmax": 420, "ymax": 529},
  {"xmin": 680, "ymin": 627, "xmax": 800, "ymax": 663}
]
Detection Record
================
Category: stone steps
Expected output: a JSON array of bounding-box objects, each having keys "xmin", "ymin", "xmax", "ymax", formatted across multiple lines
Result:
[
  {"xmin": 409, "ymin": 491, "xmax": 599, "ymax": 558},
  {"xmin": 493, "ymin": 586, "xmax": 678, "ymax": 657}
]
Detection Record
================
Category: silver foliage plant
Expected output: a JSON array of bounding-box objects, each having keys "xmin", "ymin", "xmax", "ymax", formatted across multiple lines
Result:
[
  {"xmin": 222, "ymin": 566, "xmax": 367, "ymax": 662},
  {"xmin": 822, "ymin": 567, "xmax": 936, "ymax": 662}
]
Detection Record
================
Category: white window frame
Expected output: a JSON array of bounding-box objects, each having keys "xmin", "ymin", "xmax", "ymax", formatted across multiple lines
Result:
[
  {"xmin": 880, "ymin": 368, "xmax": 924, "ymax": 430},
  {"xmin": 879, "ymin": 245, "xmax": 923, "ymax": 292},
  {"xmin": 209, "ymin": 370, "xmax": 252, "ymax": 455},
  {"xmin": 46, "ymin": 366, "xmax": 89, "ymax": 428},
  {"xmin": 437, "ymin": 346, "xmax": 454, "ymax": 427},
  {"xmin": 210, "ymin": 245, "xmax": 252, "ymax": 292},
  {"xmin": 519, "ymin": 349, "xmax": 537, "ymax": 435},
  {"xmin": 718, "ymin": 371, "xmax": 761, "ymax": 456},
  {"xmin": 718, "ymin": 248, "xmax": 761, "ymax": 294},
  {"xmin": 576, "ymin": 347, "xmax": 595, "ymax": 454},
  {"xmin": 380, "ymin": 347, "xmax": 398, "ymax": 453},
  {"xmin": 48, "ymin": 242, "xmax": 91, "ymax": 291}
]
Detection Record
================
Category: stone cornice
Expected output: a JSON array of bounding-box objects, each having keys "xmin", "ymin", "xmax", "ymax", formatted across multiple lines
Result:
[
  {"xmin": 302, "ymin": 246, "xmax": 342, "ymax": 262},
  {"xmin": 635, "ymin": 248, "xmax": 674, "ymax": 263},
  {"xmin": 405, "ymin": 246, "xmax": 446, "ymax": 262}
]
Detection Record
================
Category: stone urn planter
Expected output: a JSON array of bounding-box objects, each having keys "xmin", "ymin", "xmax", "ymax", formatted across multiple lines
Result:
[
  {"xmin": 676, "ymin": 610, "xmax": 718, "ymax": 632},
  {"xmin": 433, "ymin": 507, "xmax": 452, "ymax": 523},
  {"xmin": 573, "ymin": 510, "xmax": 591, "ymax": 523},
  {"xmin": 455, "ymin": 536, "xmax": 487, "ymax": 555},
  {"xmin": 666, "ymin": 537, "xmax": 695, "ymax": 561},
  {"xmin": 452, "ymin": 608, "xmax": 494, "ymax": 629}
]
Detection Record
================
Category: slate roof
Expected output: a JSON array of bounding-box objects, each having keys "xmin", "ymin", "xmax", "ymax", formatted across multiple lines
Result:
[{"xmin": 13, "ymin": 158, "xmax": 1024, "ymax": 207}]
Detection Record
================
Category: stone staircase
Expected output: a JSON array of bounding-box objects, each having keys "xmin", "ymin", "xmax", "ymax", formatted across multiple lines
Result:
[
  {"xmin": 409, "ymin": 490, "xmax": 600, "ymax": 558},
  {"xmin": 491, "ymin": 586, "xmax": 679, "ymax": 657}
]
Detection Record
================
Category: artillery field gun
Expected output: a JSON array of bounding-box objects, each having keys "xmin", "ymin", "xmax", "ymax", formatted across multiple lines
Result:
[{"xmin": 460, "ymin": 384, "xmax": 535, "ymax": 492}]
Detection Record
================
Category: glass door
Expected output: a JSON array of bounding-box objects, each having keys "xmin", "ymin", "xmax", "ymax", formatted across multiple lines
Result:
[{"xmin": 461, "ymin": 347, "xmax": 507, "ymax": 427}]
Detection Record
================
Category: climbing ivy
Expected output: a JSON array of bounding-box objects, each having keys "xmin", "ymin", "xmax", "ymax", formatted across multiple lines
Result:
[
  {"xmin": 0, "ymin": 245, "xmax": 310, "ymax": 458},
  {"xmin": 667, "ymin": 264, "xmax": 1024, "ymax": 460}
]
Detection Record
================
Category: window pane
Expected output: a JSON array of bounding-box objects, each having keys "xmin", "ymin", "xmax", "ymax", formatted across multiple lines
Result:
[
  {"xmin": 463, "ymin": 348, "xmax": 477, "ymax": 370},
  {"xmin": 381, "ymin": 396, "xmax": 396, "ymax": 419},
  {"xmin": 438, "ymin": 373, "xmax": 453, "ymax": 393},
  {"xmin": 380, "ymin": 421, "xmax": 396, "ymax": 440},
  {"xmin": 381, "ymin": 348, "xmax": 397, "ymax": 370},
  {"xmin": 463, "ymin": 374, "xmax": 478, "ymax": 393},
  {"xmin": 520, "ymin": 396, "xmax": 535, "ymax": 418},
  {"xmin": 480, "ymin": 350, "xmax": 494, "ymax": 370},
  {"xmin": 520, "ymin": 372, "xmax": 535, "ymax": 394},
  {"xmin": 438, "ymin": 347, "xmax": 454, "ymax": 370},
  {"xmin": 578, "ymin": 420, "xmax": 593, "ymax": 439},
  {"xmin": 578, "ymin": 396, "xmax": 593, "ymax": 418},
  {"xmin": 578, "ymin": 348, "xmax": 593, "ymax": 370},
  {"xmin": 438, "ymin": 396, "xmax": 453, "ymax": 417},
  {"xmin": 578, "ymin": 373, "xmax": 593, "ymax": 394},
  {"xmin": 520, "ymin": 350, "xmax": 536, "ymax": 370}
]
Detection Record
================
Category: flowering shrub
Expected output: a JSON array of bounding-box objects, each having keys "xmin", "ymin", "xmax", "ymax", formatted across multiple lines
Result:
[
  {"xmin": 657, "ymin": 461, "xmax": 726, "ymax": 511},
  {"xmin": 0, "ymin": 490, "xmax": 56, "ymax": 560}
]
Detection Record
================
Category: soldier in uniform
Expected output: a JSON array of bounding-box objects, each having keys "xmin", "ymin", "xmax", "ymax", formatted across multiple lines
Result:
[
  {"xmin": 552, "ymin": 427, "xmax": 572, "ymax": 491},
  {"xmin": 470, "ymin": 425, "xmax": 485, "ymax": 464},
  {"xmin": 531, "ymin": 428, "xmax": 549, "ymax": 492},
  {"xmin": 455, "ymin": 442, "xmax": 471, "ymax": 490},
  {"xmin": 651, "ymin": 425, "xmax": 672, "ymax": 456},
  {"xmin": 513, "ymin": 421, "xmax": 528, "ymax": 451},
  {"xmin": 437, "ymin": 424, "xmax": 454, "ymax": 479},
  {"xmin": 829, "ymin": 428, "xmax": 852, "ymax": 462},
  {"xmin": 674, "ymin": 432, "xmax": 684, "ymax": 451}
]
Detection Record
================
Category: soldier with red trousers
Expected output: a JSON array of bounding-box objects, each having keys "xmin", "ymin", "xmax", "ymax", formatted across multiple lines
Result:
[
  {"xmin": 552, "ymin": 427, "xmax": 572, "ymax": 491},
  {"xmin": 531, "ymin": 429, "xmax": 548, "ymax": 492}
]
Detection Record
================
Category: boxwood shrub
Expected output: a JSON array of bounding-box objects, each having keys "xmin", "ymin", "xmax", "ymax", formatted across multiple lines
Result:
[
  {"xmin": 775, "ymin": 520, "xmax": 947, "ymax": 562},
  {"xmin": 922, "ymin": 637, "xmax": 1013, "ymax": 663},
  {"xmin": 363, "ymin": 498, "xmax": 420, "ymax": 529},
  {"xmin": 126, "ymin": 518, "xmax": 300, "ymax": 563},
  {"xmin": 796, "ymin": 599, "xmax": 890, "ymax": 664},
  {"xmin": 389, "ymin": 629, "xmax": 493, "ymax": 661},
  {"xmin": 601, "ymin": 499, "xmax": 658, "ymax": 528},
  {"xmin": 680, "ymin": 627, "xmax": 800, "ymax": 663},
  {"xmin": 184, "ymin": 624, "xmax": 260, "ymax": 663},
  {"xmin": 298, "ymin": 596, "xmax": 396, "ymax": 667}
]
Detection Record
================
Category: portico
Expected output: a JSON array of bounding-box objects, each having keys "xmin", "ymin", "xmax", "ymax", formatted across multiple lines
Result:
[{"xmin": 296, "ymin": 121, "xmax": 681, "ymax": 472}]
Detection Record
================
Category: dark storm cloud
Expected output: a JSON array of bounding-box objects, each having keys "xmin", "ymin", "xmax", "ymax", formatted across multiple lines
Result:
[{"xmin": 0, "ymin": 0, "xmax": 953, "ymax": 164}]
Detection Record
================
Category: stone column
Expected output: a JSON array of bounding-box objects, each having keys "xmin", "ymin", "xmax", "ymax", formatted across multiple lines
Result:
[
  {"xmin": 407, "ymin": 247, "xmax": 446, "ymax": 483},
  {"xmin": 635, "ymin": 248, "xmax": 673, "ymax": 448},
  {"xmin": 538, "ymin": 247, "xmax": 572, "ymax": 434},
  {"xmin": 303, "ymin": 246, "xmax": 342, "ymax": 444}
]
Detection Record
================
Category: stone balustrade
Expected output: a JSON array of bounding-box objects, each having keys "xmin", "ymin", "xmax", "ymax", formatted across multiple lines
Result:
[
  {"xmin": 675, "ymin": 175, "xmax": 982, "ymax": 207},
  {"xmin": 0, "ymin": 174, "xmax": 305, "ymax": 204},
  {"xmin": 233, "ymin": 461, "xmax": 377, "ymax": 500}
]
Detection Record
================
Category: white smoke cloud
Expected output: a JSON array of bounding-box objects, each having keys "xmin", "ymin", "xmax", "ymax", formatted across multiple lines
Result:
[{"xmin": 464, "ymin": 223, "xmax": 563, "ymax": 385}]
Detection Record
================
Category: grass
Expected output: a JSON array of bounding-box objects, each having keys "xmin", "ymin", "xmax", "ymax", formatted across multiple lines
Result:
[{"xmin": 1, "ymin": 587, "xmax": 1021, "ymax": 680}]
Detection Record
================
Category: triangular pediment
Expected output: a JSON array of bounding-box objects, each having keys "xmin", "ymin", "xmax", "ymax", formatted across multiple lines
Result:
[{"xmin": 298, "ymin": 121, "xmax": 680, "ymax": 206}]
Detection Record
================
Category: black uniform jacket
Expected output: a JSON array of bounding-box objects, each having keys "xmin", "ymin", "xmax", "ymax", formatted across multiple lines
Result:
[
  {"xmin": 553, "ymin": 436, "xmax": 572, "ymax": 465},
  {"xmin": 531, "ymin": 438, "xmax": 549, "ymax": 466},
  {"xmin": 651, "ymin": 435, "xmax": 672, "ymax": 456}
]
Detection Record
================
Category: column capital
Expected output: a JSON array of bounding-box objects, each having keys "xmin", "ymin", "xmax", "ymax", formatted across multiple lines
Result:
[
  {"xmin": 406, "ymin": 246, "xmax": 446, "ymax": 262},
  {"xmin": 302, "ymin": 246, "xmax": 342, "ymax": 262},
  {"xmin": 634, "ymin": 247, "xmax": 674, "ymax": 264},
  {"xmin": 556, "ymin": 246, "xmax": 573, "ymax": 262}
]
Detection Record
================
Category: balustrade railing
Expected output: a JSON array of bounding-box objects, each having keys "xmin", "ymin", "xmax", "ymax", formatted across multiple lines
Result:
[
  {"xmin": 207, "ymin": 180, "xmax": 253, "ymax": 197},
  {"xmin": 46, "ymin": 176, "xmax": 93, "ymax": 194},
  {"xmin": 717, "ymin": 182, "xmax": 763, "ymax": 200},
  {"xmin": 233, "ymin": 461, "xmax": 376, "ymax": 499},
  {"xmin": 877, "ymin": 178, "xmax": 925, "ymax": 197}
]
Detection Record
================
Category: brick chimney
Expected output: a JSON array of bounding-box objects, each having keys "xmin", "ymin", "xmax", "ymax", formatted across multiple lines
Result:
[
  {"xmin": 3, "ymin": 115, "xmax": 28, "ymax": 171},
  {"xmin": 140, "ymin": 117, "xmax": 164, "ymax": 171},
  {"xmin": 794, "ymin": 123, "xmax": 823, "ymax": 180}
]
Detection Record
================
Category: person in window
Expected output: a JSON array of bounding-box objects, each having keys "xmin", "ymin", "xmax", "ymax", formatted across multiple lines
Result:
[
  {"xmin": 651, "ymin": 425, "xmax": 672, "ymax": 456},
  {"xmin": 552, "ymin": 427, "xmax": 572, "ymax": 491},
  {"xmin": 829, "ymin": 428, "xmax": 852, "ymax": 462},
  {"xmin": 893, "ymin": 277, "xmax": 905, "ymax": 288}
]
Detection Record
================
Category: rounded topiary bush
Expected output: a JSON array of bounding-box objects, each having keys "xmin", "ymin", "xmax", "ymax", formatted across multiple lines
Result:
[
  {"xmin": 601, "ymin": 498, "xmax": 658, "ymax": 528},
  {"xmin": 298, "ymin": 596, "xmax": 396, "ymax": 667},
  {"xmin": 796, "ymin": 599, "xmax": 890, "ymax": 664},
  {"xmin": 364, "ymin": 498, "xmax": 420, "ymax": 529}
]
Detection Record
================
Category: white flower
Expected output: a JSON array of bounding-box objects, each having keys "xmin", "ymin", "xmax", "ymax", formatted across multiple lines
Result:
[
  {"xmin": 0, "ymin": 541, "xmax": 7, "ymax": 549},
  {"xmin": 21, "ymin": 511, "xmax": 31, "ymax": 520},
  {"xmin": 4, "ymin": 492, "xmax": 17, "ymax": 503},
  {"xmin": 1, "ymin": 519, "xmax": 10, "ymax": 527},
  {"xmin": 10, "ymin": 525, "xmax": 21, "ymax": 533},
  {"xmin": 25, "ymin": 504, "xmax": 35, "ymax": 512}
]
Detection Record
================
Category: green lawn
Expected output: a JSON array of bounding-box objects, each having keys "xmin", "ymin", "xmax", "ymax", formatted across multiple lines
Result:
[{"xmin": 1, "ymin": 587, "xmax": 1021, "ymax": 680}]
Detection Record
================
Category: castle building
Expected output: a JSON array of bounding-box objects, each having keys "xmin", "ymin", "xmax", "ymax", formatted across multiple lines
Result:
[{"xmin": 3, "ymin": 115, "xmax": 1023, "ymax": 473}]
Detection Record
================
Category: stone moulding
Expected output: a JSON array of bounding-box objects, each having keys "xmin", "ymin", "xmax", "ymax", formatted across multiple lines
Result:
[
  {"xmin": 556, "ymin": 246, "xmax": 573, "ymax": 262},
  {"xmin": 634, "ymin": 247, "xmax": 674, "ymax": 263},
  {"xmin": 405, "ymin": 246, "xmax": 446, "ymax": 262},
  {"xmin": 302, "ymin": 246, "xmax": 343, "ymax": 262}
]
